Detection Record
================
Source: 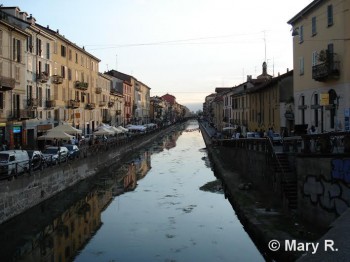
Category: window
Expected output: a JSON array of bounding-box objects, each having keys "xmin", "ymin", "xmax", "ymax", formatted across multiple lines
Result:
[
  {"xmin": 46, "ymin": 43, "xmax": 50, "ymax": 59},
  {"xmin": 13, "ymin": 38, "xmax": 21, "ymax": 62},
  {"xmin": 27, "ymin": 34, "xmax": 33, "ymax": 53},
  {"xmin": 36, "ymin": 38, "xmax": 42, "ymax": 56},
  {"xmin": 327, "ymin": 5, "xmax": 333, "ymax": 27},
  {"xmin": 54, "ymin": 42, "xmax": 57, "ymax": 54},
  {"xmin": 314, "ymin": 94, "xmax": 319, "ymax": 127},
  {"xmin": 81, "ymin": 92, "xmax": 85, "ymax": 103},
  {"xmin": 75, "ymin": 52, "xmax": 78, "ymax": 63},
  {"xmin": 45, "ymin": 63, "xmax": 50, "ymax": 75},
  {"xmin": 61, "ymin": 45, "xmax": 66, "ymax": 57},
  {"xmin": 299, "ymin": 57, "xmax": 304, "ymax": 75},
  {"xmin": 61, "ymin": 66, "xmax": 65, "ymax": 78},
  {"xmin": 312, "ymin": 17, "xmax": 317, "ymax": 36},
  {"xmin": 312, "ymin": 51, "xmax": 317, "ymax": 66},
  {"xmin": 0, "ymin": 31, "xmax": 2, "ymax": 56},
  {"xmin": 69, "ymin": 49, "xmax": 72, "ymax": 61},
  {"xmin": 299, "ymin": 25, "xmax": 304, "ymax": 43},
  {"xmin": 68, "ymin": 68, "xmax": 72, "ymax": 80},
  {"xmin": 0, "ymin": 92, "xmax": 4, "ymax": 109},
  {"xmin": 301, "ymin": 96, "xmax": 305, "ymax": 125}
]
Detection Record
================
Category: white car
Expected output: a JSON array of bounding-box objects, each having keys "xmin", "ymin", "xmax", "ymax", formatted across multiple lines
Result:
[{"xmin": 42, "ymin": 146, "xmax": 69, "ymax": 165}]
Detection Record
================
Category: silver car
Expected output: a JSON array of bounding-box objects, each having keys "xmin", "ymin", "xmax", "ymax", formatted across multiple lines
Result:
[{"xmin": 42, "ymin": 146, "xmax": 69, "ymax": 165}]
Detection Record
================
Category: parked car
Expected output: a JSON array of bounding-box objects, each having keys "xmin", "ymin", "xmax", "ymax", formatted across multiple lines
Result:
[
  {"xmin": 63, "ymin": 144, "xmax": 80, "ymax": 159},
  {"xmin": 272, "ymin": 133, "xmax": 283, "ymax": 144},
  {"xmin": 42, "ymin": 146, "xmax": 69, "ymax": 165},
  {"xmin": 246, "ymin": 132, "xmax": 260, "ymax": 138},
  {"xmin": 27, "ymin": 150, "xmax": 47, "ymax": 171},
  {"xmin": 0, "ymin": 150, "xmax": 30, "ymax": 177}
]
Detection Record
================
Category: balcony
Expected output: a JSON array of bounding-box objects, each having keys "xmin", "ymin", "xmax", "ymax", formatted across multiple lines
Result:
[
  {"xmin": 116, "ymin": 110, "xmax": 122, "ymax": 115},
  {"xmin": 51, "ymin": 75, "xmax": 63, "ymax": 84},
  {"xmin": 312, "ymin": 51, "xmax": 340, "ymax": 82},
  {"xmin": 0, "ymin": 76, "xmax": 15, "ymax": 91},
  {"xmin": 110, "ymin": 89, "xmax": 119, "ymax": 96},
  {"xmin": 125, "ymin": 101, "xmax": 131, "ymax": 107},
  {"xmin": 86, "ymin": 102, "xmax": 96, "ymax": 110},
  {"xmin": 312, "ymin": 62, "xmax": 340, "ymax": 81},
  {"xmin": 99, "ymin": 101, "xmax": 107, "ymax": 107},
  {"xmin": 68, "ymin": 100, "xmax": 80, "ymax": 109},
  {"xmin": 20, "ymin": 109, "xmax": 35, "ymax": 119},
  {"xmin": 95, "ymin": 87, "xmax": 102, "ymax": 94},
  {"xmin": 37, "ymin": 72, "xmax": 49, "ymax": 83},
  {"xmin": 46, "ymin": 100, "xmax": 56, "ymax": 108},
  {"xmin": 28, "ymin": 98, "xmax": 39, "ymax": 108},
  {"xmin": 74, "ymin": 81, "xmax": 88, "ymax": 90},
  {"xmin": 108, "ymin": 101, "xmax": 114, "ymax": 107}
]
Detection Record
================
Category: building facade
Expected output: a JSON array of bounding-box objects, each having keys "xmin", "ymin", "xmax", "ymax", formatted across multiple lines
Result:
[{"xmin": 288, "ymin": 0, "xmax": 350, "ymax": 132}]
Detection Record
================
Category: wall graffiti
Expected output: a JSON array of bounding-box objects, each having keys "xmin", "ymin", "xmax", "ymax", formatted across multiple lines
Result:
[
  {"xmin": 303, "ymin": 175, "xmax": 350, "ymax": 216},
  {"xmin": 331, "ymin": 158, "xmax": 350, "ymax": 183}
]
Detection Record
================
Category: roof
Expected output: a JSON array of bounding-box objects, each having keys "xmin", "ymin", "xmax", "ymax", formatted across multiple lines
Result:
[
  {"xmin": 105, "ymin": 70, "xmax": 150, "ymax": 89},
  {"xmin": 35, "ymin": 23, "xmax": 101, "ymax": 62},
  {"xmin": 287, "ymin": 0, "xmax": 323, "ymax": 25},
  {"xmin": 247, "ymin": 70, "xmax": 293, "ymax": 93},
  {"xmin": 215, "ymin": 87, "xmax": 232, "ymax": 93}
]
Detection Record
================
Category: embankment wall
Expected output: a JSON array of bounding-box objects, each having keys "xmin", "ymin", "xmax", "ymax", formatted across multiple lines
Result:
[{"xmin": 0, "ymin": 125, "xmax": 177, "ymax": 224}]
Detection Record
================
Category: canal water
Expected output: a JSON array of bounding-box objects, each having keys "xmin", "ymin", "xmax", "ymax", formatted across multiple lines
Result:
[{"xmin": 0, "ymin": 120, "xmax": 264, "ymax": 261}]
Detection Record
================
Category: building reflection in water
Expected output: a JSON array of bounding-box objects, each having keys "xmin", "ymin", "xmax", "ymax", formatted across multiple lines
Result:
[{"xmin": 0, "ymin": 128, "xmax": 184, "ymax": 262}]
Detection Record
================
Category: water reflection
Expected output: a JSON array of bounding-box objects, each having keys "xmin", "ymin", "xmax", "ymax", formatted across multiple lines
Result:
[
  {"xmin": 0, "ymin": 120, "xmax": 263, "ymax": 262},
  {"xmin": 0, "ymin": 124, "xmax": 183, "ymax": 262}
]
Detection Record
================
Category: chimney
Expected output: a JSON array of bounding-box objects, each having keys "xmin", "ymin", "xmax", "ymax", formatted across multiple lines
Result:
[
  {"xmin": 27, "ymin": 14, "xmax": 36, "ymax": 25},
  {"xmin": 247, "ymin": 75, "xmax": 252, "ymax": 82}
]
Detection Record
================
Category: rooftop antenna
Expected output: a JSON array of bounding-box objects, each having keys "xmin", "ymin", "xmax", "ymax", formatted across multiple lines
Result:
[
  {"xmin": 106, "ymin": 64, "xmax": 109, "ymax": 71},
  {"xmin": 263, "ymin": 31, "xmax": 267, "ymax": 63}
]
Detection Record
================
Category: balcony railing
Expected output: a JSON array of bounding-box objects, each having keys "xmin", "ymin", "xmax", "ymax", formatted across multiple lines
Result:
[
  {"xmin": 110, "ymin": 89, "xmax": 119, "ymax": 96},
  {"xmin": 68, "ymin": 100, "xmax": 80, "ymax": 109},
  {"xmin": 37, "ymin": 72, "xmax": 49, "ymax": 83},
  {"xmin": 86, "ymin": 102, "xmax": 96, "ymax": 110},
  {"xmin": 74, "ymin": 81, "xmax": 88, "ymax": 90},
  {"xmin": 108, "ymin": 101, "xmax": 114, "ymax": 107},
  {"xmin": 125, "ymin": 101, "xmax": 131, "ymax": 107},
  {"xmin": 95, "ymin": 87, "xmax": 102, "ymax": 94},
  {"xmin": 0, "ymin": 76, "xmax": 15, "ymax": 91},
  {"xmin": 28, "ymin": 98, "xmax": 39, "ymax": 108},
  {"xmin": 116, "ymin": 110, "xmax": 122, "ymax": 115},
  {"xmin": 51, "ymin": 75, "xmax": 63, "ymax": 84},
  {"xmin": 312, "ymin": 52, "xmax": 340, "ymax": 82},
  {"xmin": 19, "ymin": 109, "xmax": 35, "ymax": 119},
  {"xmin": 99, "ymin": 101, "xmax": 107, "ymax": 107},
  {"xmin": 46, "ymin": 100, "xmax": 56, "ymax": 108}
]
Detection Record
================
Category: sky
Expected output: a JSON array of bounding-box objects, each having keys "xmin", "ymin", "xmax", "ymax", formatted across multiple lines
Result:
[{"xmin": 2, "ymin": 0, "xmax": 313, "ymax": 111}]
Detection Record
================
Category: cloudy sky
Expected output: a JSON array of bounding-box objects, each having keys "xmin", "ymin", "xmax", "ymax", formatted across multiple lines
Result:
[{"xmin": 2, "ymin": 0, "xmax": 313, "ymax": 111}]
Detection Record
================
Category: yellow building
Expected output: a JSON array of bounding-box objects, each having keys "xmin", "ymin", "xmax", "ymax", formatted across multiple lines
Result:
[
  {"xmin": 35, "ymin": 24, "xmax": 101, "ymax": 135},
  {"xmin": 0, "ymin": 7, "xmax": 30, "ymax": 148},
  {"xmin": 288, "ymin": 0, "xmax": 350, "ymax": 132},
  {"xmin": 248, "ymin": 70, "xmax": 293, "ymax": 134}
]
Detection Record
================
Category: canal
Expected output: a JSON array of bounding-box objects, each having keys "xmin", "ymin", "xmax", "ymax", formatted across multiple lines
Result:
[{"xmin": 0, "ymin": 120, "xmax": 264, "ymax": 261}]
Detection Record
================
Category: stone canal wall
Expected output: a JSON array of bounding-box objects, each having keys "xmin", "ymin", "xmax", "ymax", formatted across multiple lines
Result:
[
  {"xmin": 0, "ymin": 125, "xmax": 178, "ymax": 224},
  {"xmin": 297, "ymin": 156, "xmax": 349, "ymax": 227}
]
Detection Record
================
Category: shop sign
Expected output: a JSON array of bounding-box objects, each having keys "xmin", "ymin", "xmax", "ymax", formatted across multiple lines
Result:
[{"xmin": 13, "ymin": 126, "xmax": 21, "ymax": 133}]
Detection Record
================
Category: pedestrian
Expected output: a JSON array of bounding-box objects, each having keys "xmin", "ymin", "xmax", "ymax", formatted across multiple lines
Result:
[
  {"xmin": 268, "ymin": 128, "xmax": 274, "ymax": 140},
  {"xmin": 309, "ymin": 125, "xmax": 317, "ymax": 135}
]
